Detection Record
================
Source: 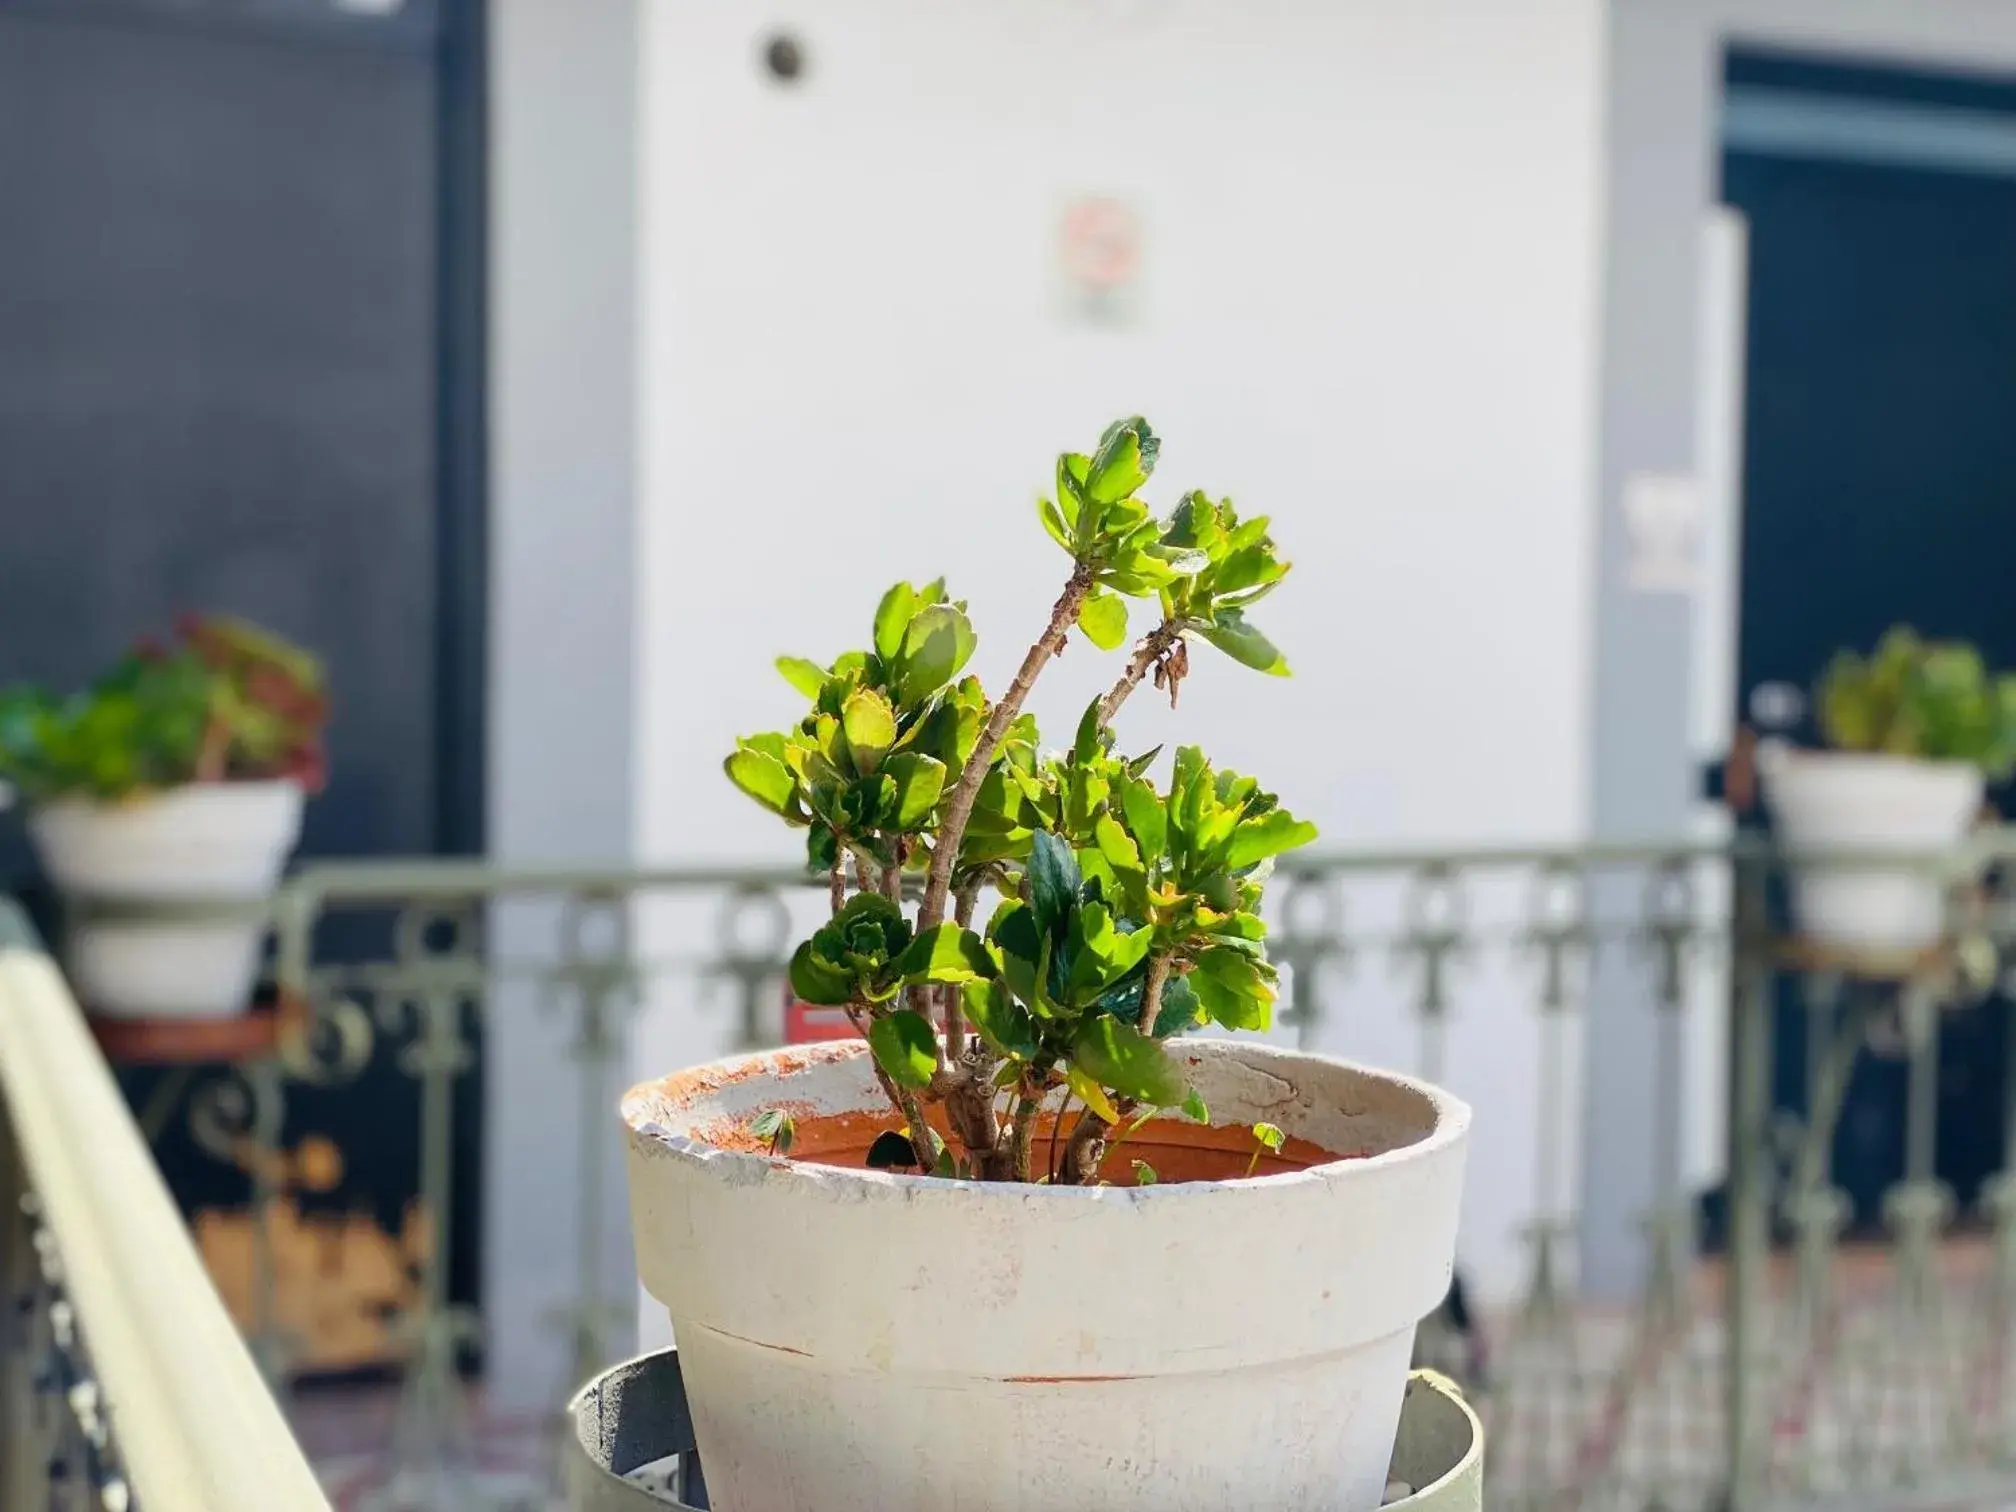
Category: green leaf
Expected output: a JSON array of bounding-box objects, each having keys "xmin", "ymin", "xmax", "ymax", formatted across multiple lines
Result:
[
  {"xmin": 874, "ymin": 582, "xmax": 916, "ymax": 663},
  {"xmin": 1057, "ymin": 453, "xmax": 1091, "ymax": 540},
  {"xmin": 1181, "ymin": 1089, "xmax": 1210, "ymax": 1125},
  {"xmin": 1094, "ymin": 813, "xmax": 1142, "ymax": 874},
  {"xmin": 1253, "ymin": 1121, "xmax": 1286, "ymax": 1152},
  {"xmin": 775, "ymin": 657, "xmax": 828, "ymax": 699},
  {"xmin": 1154, "ymin": 973, "xmax": 1202, "ymax": 1037},
  {"xmin": 898, "ymin": 923, "xmax": 996, "ymax": 985},
  {"xmin": 881, "ymin": 752, "xmax": 945, "ymax": 829},
  {"xmin": 868, "ymin": 1010, "xmax": 939, "ymax": 1089},
  {"xmin": 1196, "ymin": 609, "xmax": 1289, "ymax": 677},
  {"xmin": 1189, "ymin": 946, "xmax": 1275, "ymax": 1031},
  {"xmin": 725, "ymin": 747, "xmax": 795, "ymax": 815},
  {"xmin": 1120, "ymin": 778, "xmax": 1166, "ymax": 863},
  {"xmin": 788, "ymin": 940, "xmax": 854, "ymax": 1006},
  {"xmin": 1066, "ymin": 903, "xmax": 1154, "ymax": 1003},
  {"xmin": 1086, "ymin": 416, "xmax": 1158, "ymax": 506},
  {"xmin": 1132, "ymin": 1159, "xmax": 1158, "ymax": 1186},
  {"xmin": 748, "ymin": 1108, "xmax": 796, "ymax": 1155},
  {"xmin": 1038, "ymin": 497, "xmax": 1074, "ymax": 554},
  {"xmin": 897, "ymin": 604, "xmax": 977, "ymax": 706},
  {"xmin": 1223, "ymin": 810, "xmax": 1319, "ymax": 870},
  {"xmin": 962, "ymin": 979, "xmax": 1039, "ymax": 1058},
  {"xmin": 1078, "ymin": 590, "xmax": 1128, "ymax": 651},
  {"xmin": 841, "ymin": 688, "xmax": 897, "ymax": 774},
  {"xmin": 1027, "ymin": 830, "xmax": 1080, "ymax": 939},
  {"xmin": 1066, "ymin": 1064, "xmax": 1121, "ymax": 1125},
  {"xmin": 1072, "ymin": 1015, "xmax": 1189, "ymax": 1107}
]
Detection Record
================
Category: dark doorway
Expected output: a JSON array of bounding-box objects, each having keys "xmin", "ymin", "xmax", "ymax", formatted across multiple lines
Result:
[
  {"xmin": 0, "ymin": 0, "xmax": 487, "ymax": 1373},
  {"xmin": 1721, "ymin": 45, "xmax": 2016, "ymax": 1231}
]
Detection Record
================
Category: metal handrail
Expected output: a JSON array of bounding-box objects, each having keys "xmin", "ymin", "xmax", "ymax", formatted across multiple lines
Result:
[{"xmin": 0, "ymin": 900, "xmax": 331, "ymax": 1512}]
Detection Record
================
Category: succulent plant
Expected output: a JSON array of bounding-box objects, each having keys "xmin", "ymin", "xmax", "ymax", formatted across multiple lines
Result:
[
  {"xmin": 726, "ymin": 419, "xmax": 1315, "ymax": 1184},
  {"xmin": 0, "ymin": 613, "xmax": 329, "ymax": 802},
  {"xmin": 1817, "ymin": 626, "xmax": 2016, "ymax": 780}
]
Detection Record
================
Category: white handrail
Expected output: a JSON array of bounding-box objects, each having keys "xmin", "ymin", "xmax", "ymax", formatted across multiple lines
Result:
[{"xmin": 0, "ymin": 904, "xmax": 331, "ymax": 1512}]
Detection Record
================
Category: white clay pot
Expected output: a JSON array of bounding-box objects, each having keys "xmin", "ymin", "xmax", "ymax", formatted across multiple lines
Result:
[
  {"xmin": 624, "ymin": 1038, "xmax": 1470, "ymax": 1512},
  {"xmin": 27, "ymin": 780, "xmax": 304, "ymax": 1019},
  {"xmin": 1761, "ymin": 748, "xmax": 1982, "ymax": 952}
]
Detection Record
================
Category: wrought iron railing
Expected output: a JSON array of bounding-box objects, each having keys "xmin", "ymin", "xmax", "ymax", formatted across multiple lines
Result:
[
  {"xmin": 41, "ymin": 836, "xmax": 2016, "ymax": 1510},
  {"xmin": 0, "ymin": 899, "xmax": 331, "ymax": 1512}
]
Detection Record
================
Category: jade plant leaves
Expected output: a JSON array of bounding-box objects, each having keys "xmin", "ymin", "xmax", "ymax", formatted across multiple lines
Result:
[{"xmin": 869, "ymin": 1009, "xmax": 939, "ymax": 1090}]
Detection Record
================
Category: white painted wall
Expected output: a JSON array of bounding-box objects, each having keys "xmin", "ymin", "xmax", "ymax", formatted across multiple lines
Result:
[{"xmin": 632, "ymin": 0, "xmax": 1608, "ymax": 1303}]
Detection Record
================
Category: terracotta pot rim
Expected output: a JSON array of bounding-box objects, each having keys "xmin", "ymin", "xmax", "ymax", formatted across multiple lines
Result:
[{"xmin": 623, "ymin": 1037, "xmax": 1470, "ymax": 1204}]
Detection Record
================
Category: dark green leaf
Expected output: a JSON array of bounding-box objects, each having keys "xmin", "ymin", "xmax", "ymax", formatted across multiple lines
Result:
[
  {"xmin": 1026, "ymin": 830, "xmax": 1080, "ymax": 939},
  {"xmin": 788, "ymin": 940, "xmax": 854, "ymax": 1006},
  {"xmin": 775, "ymin": 657, "xmax": 828, "ymax": 699},
  {"xmin": 1223, "ymin": 810, "xmax": 1319, "ymax": 870},
  {"xmin": 868, "ymin": 1009, "xmax": 939, "ymax": 1089},
  {"xmin": 725, "ymin": 747, "xmax": 795, "ymax": 814},
  {"xmin": 1071, "ymin": 1015, "xmax": 1189, "ymax": 1107},
  {"xmin": 962, "ymin": 979, "xmax": 1039, "ymax": 1057},
  {"xmin": 898, "ymin": 923, "xmax": 995, "ymax": 985},
  {"xmin": 1196, "ymin": 609, "xmax": 1289, "ymax": 677},
  {"xmin": 1153, "ymin": 973, "xmax": 1202, "ymax": 1037},
  {"xmin": 1078, "ymin": 590, "xmax": 1128, "ymax": 651},
  {"xmin": 748, "ymin": 1108, "xmax": 796, "ymax": 1155}
]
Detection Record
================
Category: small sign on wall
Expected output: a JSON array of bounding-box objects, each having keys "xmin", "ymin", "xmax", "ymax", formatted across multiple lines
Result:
[
  {"xmin": 1622, "ymin": 472, "xmax": 1703, "ymax": 594},
  {"xmin": 1058, "ymin": 196, "xmax": 1143, "ymax": 328}
]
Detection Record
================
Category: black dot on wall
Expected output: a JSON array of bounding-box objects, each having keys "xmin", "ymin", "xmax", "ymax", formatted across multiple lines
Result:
[{"xmin": 762, "ymin": 32, "xmax": 806, "ymax": 85}]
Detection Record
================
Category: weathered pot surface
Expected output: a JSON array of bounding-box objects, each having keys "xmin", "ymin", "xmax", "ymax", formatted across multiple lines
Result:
[{"xmin": 624, "ymin": 1037, "xmax": 1469, "ymax": 1512}]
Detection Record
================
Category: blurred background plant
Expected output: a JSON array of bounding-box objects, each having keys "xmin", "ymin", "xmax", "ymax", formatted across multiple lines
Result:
[
  {"xmin": 0, "ymin": 613, "xmax": 328, "ymax": 802},
  {"xmin": 1817, "ymin": 625, "xmax": 2016, "ymax": 778}
]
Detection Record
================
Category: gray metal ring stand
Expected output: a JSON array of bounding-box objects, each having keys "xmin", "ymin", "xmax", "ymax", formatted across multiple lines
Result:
[{"xmin": 562, "ymin": 1349, "xmax": 1484, "ymax": 1512}]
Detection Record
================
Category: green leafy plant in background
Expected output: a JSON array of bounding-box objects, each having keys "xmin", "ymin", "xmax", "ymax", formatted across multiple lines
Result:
[
  {"xmin": 1817, "ymin": 626, "xmax": 2016, "ymax": 780},
  {"xmin": 727, "ymin": 419, "xmax": 1317, "ymax": 1184},
  {"xmin": 0, "ymin": 613, "xmax": 330, "ymax": 802}
]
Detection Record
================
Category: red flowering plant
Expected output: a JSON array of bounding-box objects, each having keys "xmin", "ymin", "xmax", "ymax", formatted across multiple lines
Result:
[{"xmin": 0, "ymin": 614, "xmax": 329, "ymax": 801}]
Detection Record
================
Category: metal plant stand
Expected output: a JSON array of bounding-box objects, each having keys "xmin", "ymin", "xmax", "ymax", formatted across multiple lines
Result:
[{"xmin": 562, "ymin": 1350, "xmax": 1484, "ymax": 1512}]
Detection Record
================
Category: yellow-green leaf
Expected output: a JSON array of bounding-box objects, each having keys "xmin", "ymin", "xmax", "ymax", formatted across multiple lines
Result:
[
  {"xmin": 1067, "ymin": 1065, "xmax": 1120, "ymax": 1125},
  {"xmin": 842, "ymin": 688, "xmax": 897, "ymax": 774},
  {"xmin": 725, "ymin": 748, "xmax": 794, "ymax": 814},
  {"xmin": 1078, "ymin": 590, "xmax": 1128, "ymax": 651}
]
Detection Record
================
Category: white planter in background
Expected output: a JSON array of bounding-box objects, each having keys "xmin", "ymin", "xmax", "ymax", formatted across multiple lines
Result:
[
  {"xmin": 624, "ymin": 1038, "xmax": 1469, "ymax": 1512},
  {"xmin": 27, "ymin": 780, "xmax": 303, "ymax": 1019},
  {"xmin": 1762, "ymin": 748, "xmax": 1982, "ymax": 953}
]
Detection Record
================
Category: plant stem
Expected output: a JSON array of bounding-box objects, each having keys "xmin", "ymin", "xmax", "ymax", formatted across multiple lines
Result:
[
  {"xmin": 828, "ymin": 861, "xmax": 845, "ymax": 915},
  {"xmin": 1007, "ymin": 1087, "xmax": 1044, "ymax": 1182},
  {"xmin": 1097, "ymin": 616, "xmax": 1185, "ymax": 727},
  {"xmin": 942, "ymin": 884, "xmax": 980, "ymax": 1058},
  {"xmin": 1061, "ymin": 1104, "xmax": 1109, "ymax": 1185},
  {"xmin": 917, "ymin": 566, "xmax": 1094, "ymax": 937},
  {"xmin": 1139, "ymin": 953, "xmax": 1172, "ymax": 1037}
]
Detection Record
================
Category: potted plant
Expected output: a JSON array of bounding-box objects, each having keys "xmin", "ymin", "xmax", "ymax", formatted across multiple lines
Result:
[
  {"xmin": 0, "ymin": 613, "xmax": 328, "ymax": 1018},
  {"xmin": 623, "ymin": 420, "xmax": 1470, "ymax": 1512},
  {"xmin": 1761, "ymin": 626, "xmax": 2016, "ymax": 952}
]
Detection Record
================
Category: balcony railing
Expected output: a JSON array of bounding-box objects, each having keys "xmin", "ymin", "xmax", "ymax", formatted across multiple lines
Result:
[
  {"xmin": 0, "ymin": 899, "xmax": 332, "ymax": 1512},
  {"xmin": 28, "ymin": 836, "xmax": 2016, "ymax": 1510}
]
